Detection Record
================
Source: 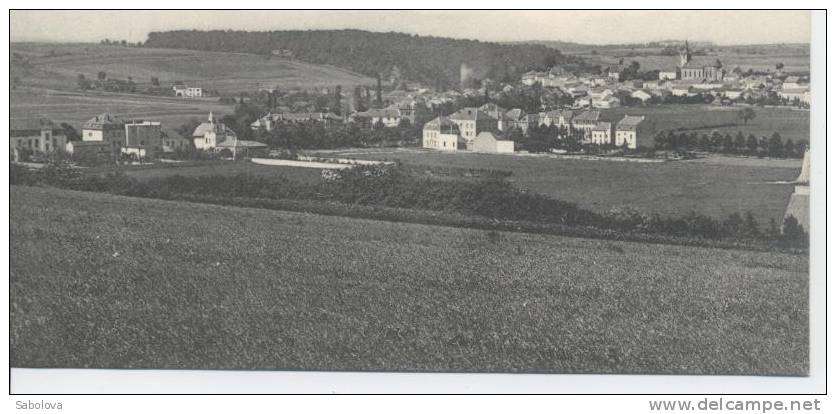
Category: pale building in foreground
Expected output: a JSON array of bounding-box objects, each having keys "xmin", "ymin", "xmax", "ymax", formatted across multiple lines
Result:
[
  {"xmin": 422, "ymin": 116, "xmax": 463, "ymax": 151},
  {"xmin": 469, "ymin": 131, "xmax": 514, "ymax": 154},
  {"xmin": 589, "ymin": 122, "xmax": 613, "ymax": 146},
  {"xmin": 82, "ymin": 113, "xmax": 126, "ymax": 150},
  {"xmin": 192, "ymin": 112, "xmax": 237, "ymax": 150},
  {"xmin": 614, "ymin": 115, "xmax": 649, "ymax": 149}
]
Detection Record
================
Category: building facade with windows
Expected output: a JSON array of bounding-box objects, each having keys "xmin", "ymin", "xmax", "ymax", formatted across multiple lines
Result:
[
  {"xmin": 422, "ymin": 116, "xmax": 463, "ymax": 151},
  {"xmin": 10, "ymin": 118, "xmax": 67, "ymax": 155}
]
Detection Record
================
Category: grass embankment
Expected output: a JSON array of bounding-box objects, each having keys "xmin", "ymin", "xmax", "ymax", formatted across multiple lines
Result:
[{"xmin": 11, "ymin": 186, "xmax": 809, "ymax": 374}]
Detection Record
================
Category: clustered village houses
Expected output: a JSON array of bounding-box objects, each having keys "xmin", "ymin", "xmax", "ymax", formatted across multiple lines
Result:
[{"xmin": 10, "ymin": 42, "xmax": 809, "ymax": 160}]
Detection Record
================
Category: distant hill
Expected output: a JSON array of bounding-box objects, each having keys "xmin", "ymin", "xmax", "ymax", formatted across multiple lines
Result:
[
  {"xmin": 144, "ymin": 29, "xmax": 588, "ymax": 89},
  {"xmin": 10, "ymin": 42, "xmax": 374, "ymax": 94}
]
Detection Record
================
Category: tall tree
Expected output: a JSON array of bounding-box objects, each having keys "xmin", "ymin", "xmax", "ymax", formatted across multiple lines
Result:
[
  {"xmin": 334, "ymin": 85, "xmax": 342, "ymax": 115},
  {"xmin": 738, "ymin": 107, "xmax": 756, "ymax": 125},
  {"xmin": 375, "ymin": 74, "xmax": 383, "ymax": 108}
]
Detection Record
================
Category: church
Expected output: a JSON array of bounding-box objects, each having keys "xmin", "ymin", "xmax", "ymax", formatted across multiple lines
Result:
[{"xmin": 663, "ymin": 41, "xmax": 725, "ymax": 82}]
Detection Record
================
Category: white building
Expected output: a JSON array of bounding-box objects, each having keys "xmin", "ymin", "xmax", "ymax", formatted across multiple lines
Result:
[
  {"xmin": 173, "ymin": 85, "xmax": 203, "ymax": 98},
  {"xmin": 588, "ymin": 122, "xmax": 612, "ymax": 145},
  {"xmin": 422, "ymin": 116, "xmax": 463, "ymax": 151},
  {"xmin": 631, "ymin": 89, "xmax": 653, "ymax": 103},
  {"xmin": 592, "ymin": 96, "xmax": 620, "ymax": 109},
  {"xmin": 192, "ymin": 112, "xmax": 236, "ymax": 150},
  {"xmin": 448, "ymin": 107, "xmax": 496, "ymax": 143},
  {"xmin": 659, "ymin": 70, "xmax": 678, "ymax": 80},
  {"xmin": 469, "ymin": 131, "xmax": 514, "ymax": 153},
  {"xmin": 614, "ymin": 115, "xmax": 648, "ymax": 149},
  {"xmin": 82, "ymin": 113, "xmax": 126, "ymax": 147}
]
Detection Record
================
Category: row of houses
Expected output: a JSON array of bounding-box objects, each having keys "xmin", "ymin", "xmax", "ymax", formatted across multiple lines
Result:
[
  {"xmin": 421, "ymin": 104, "xmax": 653, "ymax": 152},
  {"xmin": 11, "ymin": 111, "xmax": 270, "ymax": 161},
  {"xmin": 248, "ymin": 103, "xmax": 418, "ymax": 133}
]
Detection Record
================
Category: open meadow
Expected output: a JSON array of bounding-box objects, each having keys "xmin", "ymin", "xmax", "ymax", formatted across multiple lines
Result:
[
  {"xmin": 10, "ymin": 186, "xmax": 808, "ymax": 374},
  {"xmin": 309, "ymin": 149, "xmax": 801, "ymax": 225},
  {"xmin": 11, "ymin": 43, "xmax": 373, "ymax": 93},
  {"xmin": 598, "ymin": 105, "xmax": 810, "ymax": 144},
  {"xmin": 86, "ymin": 161, "xmax": 326, "ymax": 185},
  {"xmin": 11, "ymin": 42, "xmax": 374, "ymax": 131},
  {"xmin": 11, "ymin": 87, "xmax": 233, "ymax": 131},
  {"xmin": 566, "ymin": 44, "xmax": 810, "ymax": 73}
]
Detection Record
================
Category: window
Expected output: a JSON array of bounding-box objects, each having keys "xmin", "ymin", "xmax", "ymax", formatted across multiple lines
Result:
[{"xmin": 34, "ymin": 139, "xmax": 39, "ymax": 147}]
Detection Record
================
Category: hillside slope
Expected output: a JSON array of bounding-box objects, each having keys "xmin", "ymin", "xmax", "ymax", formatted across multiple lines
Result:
[
  {"xmin": 11, "ymin": 42, "xmax": 374, "ymax": 93},
  {"xmin": 11, "ymin": 186, "xmax": 807, "ymax": 374},
  {"xmin": 144, "ymin": 29, "xmax": 588, "ymax": 88}
]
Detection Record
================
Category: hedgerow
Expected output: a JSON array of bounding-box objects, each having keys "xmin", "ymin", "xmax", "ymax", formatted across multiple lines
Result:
[{"xmin": 10, "ymin": 162, "xmax": 807, "ymax": 250}]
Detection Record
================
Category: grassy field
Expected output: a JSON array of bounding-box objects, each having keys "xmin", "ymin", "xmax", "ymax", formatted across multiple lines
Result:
[
  {"xmin": 11, "ymin": 43, "xmax": 373, "ymax": 93},
  {"xmin": 309, "ymin": 149, "xmax": 801, "ymax": 224},
  {"xmin": 89, "ymin": 161, "xmax": 326, "ymax": 185},
  {"xmin": 11, "ymin": 87, "xmax": 233, "ymax": 131},
  {"xmin": 11, "ymin": 42, "xmax": 373, "ymax": 131},
  {"xmin": 598, "ymin": 105, "xmax": 810, "ymax": 144},
  {"xmin": 10, "ymin": 186, "xmax": 808, "ymax": 374},
  {"xmin": 566, "ymin": 44, "xmax": 810, "ymax": 73}
]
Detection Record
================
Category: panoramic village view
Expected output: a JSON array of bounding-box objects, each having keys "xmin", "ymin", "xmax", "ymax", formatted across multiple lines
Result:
[{"xmin": 10, "ymin": 11, "xmax": 810, "ymax": 376}]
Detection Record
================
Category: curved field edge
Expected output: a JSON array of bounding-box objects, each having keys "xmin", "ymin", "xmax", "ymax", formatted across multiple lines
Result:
[{"xmin": 10, "ymin": 186, "xmax": 808, "ymax": 375}]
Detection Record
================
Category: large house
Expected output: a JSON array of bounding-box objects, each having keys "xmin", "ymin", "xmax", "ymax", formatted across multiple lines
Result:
[
  {"xmin": 571, "ymin": 110, "xmax": 601, "ymax": 139},
  {"xmin": 614, "ymin": 115, "xmax": 650, "ymax": 149},
  {"xmin": 539, "ymin": 109, "xmax": 574, "ymax": 129},
  {"xmin": 123, "ymin": 121, "xmax": 162, "ymax": 158},
  {"xmin": 10, "ymin": 118, "xmax": 67, "ymax": 156},
  {"xmin": 589, "ymin": 122, "xmax": 613, "ymax": 146},
  {"xmin": 422, "ymin": 116, "xmax": 463, "ymax": 151},
  {"xmin": 82, "ymin": 113, "xmax": 126, "ymax": 150},
  {"xmin": 448, "ymin": 107, "xmax": 496, "ymax": 142}
]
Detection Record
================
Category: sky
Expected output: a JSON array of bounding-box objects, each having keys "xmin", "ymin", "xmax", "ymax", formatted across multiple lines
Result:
[{"xmin": 10, "ymin": 10, "xmax": 811, "ymax": 45}]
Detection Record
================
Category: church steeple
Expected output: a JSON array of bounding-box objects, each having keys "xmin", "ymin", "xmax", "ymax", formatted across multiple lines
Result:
[
  {"xmin": 208, "ymin": 111, "xmax": 214, "ymax": 123},
  {"xmin": 679, "ymin": 41, "xmax": 692, "ymax": 67}
]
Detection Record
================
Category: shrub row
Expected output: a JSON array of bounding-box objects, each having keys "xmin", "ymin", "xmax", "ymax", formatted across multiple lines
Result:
[{"xmin": 11, "ymin": 162, "xmax": 808, "ymax": 250}]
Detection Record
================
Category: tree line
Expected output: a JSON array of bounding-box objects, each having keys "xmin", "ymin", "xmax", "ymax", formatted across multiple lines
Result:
[{"xmin": 654, "ymin": 130, "xmax": 808, "ymax": 158}]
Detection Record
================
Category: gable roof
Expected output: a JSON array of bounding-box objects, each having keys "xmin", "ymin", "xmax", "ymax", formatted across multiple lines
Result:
[
  {"xmin": 449, "ymin": 107, "xmax": 493, "ymax": 122},
  {"xmin": 83, "ymin": 113, "xmax": 126, "ymax": 130},
  {"xmin": 616, "ymin": 115, "xmax": 645, "ymax": 130},
  {"xmin": 505, "ymin": 108, "xmax": 525, "ymax": 121},
  {"xmin": 474, "ymin": 131, "xmax": 513, "ymax": 143},
  {"xmin": 573, "ymin": 110, "xmax": 600, "ymax": 122},
  {"xmin": 423, "ymin": 116, "xmax": 460, "ymax": 133},
  {"xmin": 592, "ymin": 122, "xmax": 612, "ymax": 132}
]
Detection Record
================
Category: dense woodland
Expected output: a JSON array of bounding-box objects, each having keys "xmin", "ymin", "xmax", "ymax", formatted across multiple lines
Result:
[{"xmin": 144, "ymin": 30, "xmax": 588, "ymax": 89}]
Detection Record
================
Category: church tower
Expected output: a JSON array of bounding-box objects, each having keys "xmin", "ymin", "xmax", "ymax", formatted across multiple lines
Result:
[{"xmin": 679, "ymin": 41, "xmax": 691, "ymax": 67}]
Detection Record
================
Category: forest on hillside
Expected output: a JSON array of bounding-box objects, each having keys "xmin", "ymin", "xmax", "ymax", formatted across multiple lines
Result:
[{"xmin": 144, "ymin": 30, "xmax": 588, "ymax": 89}]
